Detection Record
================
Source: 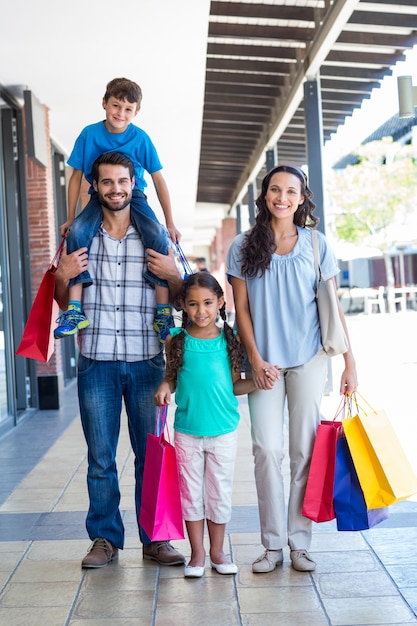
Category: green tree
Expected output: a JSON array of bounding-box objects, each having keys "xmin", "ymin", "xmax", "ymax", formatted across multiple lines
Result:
[{"xmin": 326, "ymin": 138, "xmax": 417, "ymax": 312}]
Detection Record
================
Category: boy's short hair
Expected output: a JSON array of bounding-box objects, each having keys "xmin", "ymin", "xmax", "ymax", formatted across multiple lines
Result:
[
  {"xmin": 92, "ymin": 152, "xmax": 135, "ymax": 183},
  {"xmin": 104, "ymin": 78, "xmax": 142, "ymax": 108}
]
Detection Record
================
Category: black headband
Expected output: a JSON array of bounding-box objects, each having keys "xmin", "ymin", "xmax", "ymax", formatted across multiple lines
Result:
[{"xmin": 271, "ymin": 164, "xmax": 307, "ymax": 185}]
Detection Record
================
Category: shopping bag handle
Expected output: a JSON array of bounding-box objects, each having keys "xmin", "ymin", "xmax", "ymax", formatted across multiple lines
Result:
[
  {"xmin": 346, "ymin": 391, "xmax": 377, "ymax": 417},
  {"xmin": 333, "ymin": 394, "xmax": 347, "ymax": 422},
  {"xmin": 49, "ymin": 236, "xmax": 66, "ymax": 273},
  {"xmin": 155, "ymin": 404, "xmax": 172, "ymax": 442},
  {"xmin": 175, "ymin": 241, "xmax": 193, "ymax": 280}
]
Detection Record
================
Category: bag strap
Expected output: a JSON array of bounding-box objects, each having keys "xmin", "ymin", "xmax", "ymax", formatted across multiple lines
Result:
[
  {"xmin": 346, "ymin": 391, "xmax": 377, "ymax": 416},
  {"xmin": 333, "ymin": 394, "xmax": 347, "ymax": 422},
  {"xmin": 49, "ymin": 236, "xmax": 66, "ymax": 273},
  {"xmin": 155, "ymin": 404, "xmax": 172, "ymax": 442},
  {"xmin": 311, "ymin": 229, "xmax": 322, "ymax": 296},
  {"xmin": 175, "ymin": 241, "xmax": 193, "ymax": 280}
]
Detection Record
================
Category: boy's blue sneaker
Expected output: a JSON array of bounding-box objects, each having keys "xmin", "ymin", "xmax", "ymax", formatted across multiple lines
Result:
[
  {"xmin": 54, "ymin": 308, "xmax": 90, "ymax": 338},
  {"xmin": 153, "ymin": 307, "xmax": 174, "ymax": 344}
]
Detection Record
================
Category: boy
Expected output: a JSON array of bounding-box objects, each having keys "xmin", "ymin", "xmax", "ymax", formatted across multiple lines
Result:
[{"xmin": 55, "ymin": 77, "xmax": 180, "ymax": 343}]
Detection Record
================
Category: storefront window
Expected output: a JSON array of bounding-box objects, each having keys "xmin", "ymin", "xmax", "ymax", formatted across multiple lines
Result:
[{"xmin": 0, "ymin": 266, "xmax": 6, "ymax": 422}]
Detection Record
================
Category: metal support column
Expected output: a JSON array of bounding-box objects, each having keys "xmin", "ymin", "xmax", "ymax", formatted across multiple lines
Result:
[
  {"xmin": 248, "ymin": 182, "xmax": 256, "ymax": 227},
  {"xmin": 304, "ymin": 76, "xmax": 333, "ymax": 393},
  {"xmin": 304, "ymin": 78, "xmax": 325, "ymax": 234},
  {"xmin": 236, "ymin": 204, "xmax": 242, "ymax": 234},
  {"xmin": 266, "ymin": 146, "xmax": 277, "ymax": 172}
]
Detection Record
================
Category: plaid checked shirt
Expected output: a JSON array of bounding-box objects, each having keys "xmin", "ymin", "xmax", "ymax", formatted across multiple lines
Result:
[{"xmin": 78, "ymin": 225, "xmax": 161, "ymax": 361}]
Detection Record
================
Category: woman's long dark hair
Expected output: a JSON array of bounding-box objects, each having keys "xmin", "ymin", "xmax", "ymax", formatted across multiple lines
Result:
[
  {"xmin": 241, "ymin": 164, "xmax": 319, "ymax": 278},
  {"xmin": 165, "ymin": 272, "xmax": 243, "ymax": 387}
]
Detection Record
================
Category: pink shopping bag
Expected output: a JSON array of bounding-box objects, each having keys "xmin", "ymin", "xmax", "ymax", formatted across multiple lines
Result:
[{"xmin": 139, "ymin": 405, "xmax": 184, "ymax": 541}]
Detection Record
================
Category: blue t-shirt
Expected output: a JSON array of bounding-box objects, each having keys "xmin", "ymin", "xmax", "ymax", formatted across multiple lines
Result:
[
  {"xmin": 226, "ymin": 227, "xmax": 340, "ymax": 368},
  {"xmin": 172, "ymin": 328, "xmax": 240, "ymax": 437},
  {"xmin": 67, "ymin": 121, "xmax": 162, "ymax": 193}
]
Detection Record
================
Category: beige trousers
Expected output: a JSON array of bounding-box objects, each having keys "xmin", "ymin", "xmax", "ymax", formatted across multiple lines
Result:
[{"xmin": 248, "ymin": 349, "xmax": 328, "ymax": 551}]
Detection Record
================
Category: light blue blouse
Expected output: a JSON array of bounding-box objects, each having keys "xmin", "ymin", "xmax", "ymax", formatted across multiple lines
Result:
[{"xmin": 226, "ymin": 227, "xmax": 340, "ymax": 368}]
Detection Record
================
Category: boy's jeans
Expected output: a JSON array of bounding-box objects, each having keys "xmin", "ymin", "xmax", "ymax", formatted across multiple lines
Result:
[
  {"xmin": 67, "ymin": 190, "xmax": 169, "ymax": 288},
  {"xmin": 77, "ymin": 352, "xmax": 165, "ymax": 549}
]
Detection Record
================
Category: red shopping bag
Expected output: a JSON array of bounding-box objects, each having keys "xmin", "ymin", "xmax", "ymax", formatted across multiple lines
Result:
[
  {"xmin": 16, "ymin": 238, "xmax": 65, "ymax": 362},
  {"xmin": 302, "ymin": 397, "xmax": 345, "ymax": 523},
  {"xmin": 139, "ymin": 405, "xmax": 184, "ymax": 541}
]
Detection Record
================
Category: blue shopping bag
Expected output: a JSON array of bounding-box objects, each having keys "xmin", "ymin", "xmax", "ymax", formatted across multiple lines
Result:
[{"xmin": 333, "ymin": 436, "xmax": 389, "ymax": 531}]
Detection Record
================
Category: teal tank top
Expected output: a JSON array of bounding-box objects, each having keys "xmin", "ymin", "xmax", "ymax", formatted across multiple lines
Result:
[{"xmin": 171, "ymin": 327, "xmax": 240, "ymax": 436}]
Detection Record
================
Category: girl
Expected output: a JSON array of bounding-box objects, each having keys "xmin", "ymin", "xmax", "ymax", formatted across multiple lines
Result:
[
  {"xmin": 226, "ymin": 164, "xmax": 358, "ymax": 573},
  {"xmin": 154, "ymin": 272, "xmax": 255, "ymax": 578}
]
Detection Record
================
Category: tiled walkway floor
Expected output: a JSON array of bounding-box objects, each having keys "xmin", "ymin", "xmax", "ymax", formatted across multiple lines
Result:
[{"xmin": 1, "ymin": 312, "xmax": 417, "ymax": 625}]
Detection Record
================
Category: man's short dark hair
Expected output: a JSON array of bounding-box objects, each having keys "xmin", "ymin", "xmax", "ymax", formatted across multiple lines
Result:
[{"xmin": 92, "ymin": 152, "xmax": 135, "ymax": 183}]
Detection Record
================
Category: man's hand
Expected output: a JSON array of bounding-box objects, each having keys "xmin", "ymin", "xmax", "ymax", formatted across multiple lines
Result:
[
  {"xmin": 55, "ymin": 246, "xmax": 88, "ymax": 282},
  {"xmin": 146, "ymin": 247, "xmax": 183, "ymax": 306},
  {"xmin": 55, "ymin": 246, "xmax": 88, "ymax": 310},
  {"xmin": 146, "ymin": 247, "xmax": 180, "ymax": 281}
]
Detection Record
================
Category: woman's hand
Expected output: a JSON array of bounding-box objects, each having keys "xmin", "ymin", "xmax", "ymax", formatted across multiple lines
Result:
[
  {"xmin": 251, "ymin": 359, "xmax": 280, "ymax": 390},
  {"xmin": 340, "ymin": 355, "xmax": 358, "ymax": 395}
]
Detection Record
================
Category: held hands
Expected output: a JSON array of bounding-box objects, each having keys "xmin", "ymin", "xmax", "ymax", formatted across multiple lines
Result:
[
  {"xmin": 252, "ymin": 359, "xmax": 280, "ymax": 390},
  {"xmin": 154, "ymin": 381, "xmax": 171, "ymax": 406}
]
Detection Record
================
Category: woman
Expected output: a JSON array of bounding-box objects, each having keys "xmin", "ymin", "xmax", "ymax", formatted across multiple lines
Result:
[{"xmin": 226, "ymin": 164, "xmax": 358, "ymax": 573}]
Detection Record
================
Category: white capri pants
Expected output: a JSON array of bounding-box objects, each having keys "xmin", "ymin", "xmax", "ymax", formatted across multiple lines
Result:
[
  {"xmin": 248, "ymin": 349, "xmax": 328, "ymax": 551},
  {"xmin": 174, "ymin": 430, "xmax": 238, "ymax": 524}
]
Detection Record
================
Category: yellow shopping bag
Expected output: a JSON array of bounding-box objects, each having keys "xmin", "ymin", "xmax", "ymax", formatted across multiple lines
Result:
[{"xmin": 343, "ymin": 392, "xmax": 417, "ymax": 509}]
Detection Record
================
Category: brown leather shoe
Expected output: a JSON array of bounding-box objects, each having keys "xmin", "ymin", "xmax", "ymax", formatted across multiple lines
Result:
[
  {"xmin": 143, "ymin": 541, "xmax": 185, "ymax": 565},
  {"xmin": 81, "ymin": 538, "xmax": 119, "ymax": 568}
]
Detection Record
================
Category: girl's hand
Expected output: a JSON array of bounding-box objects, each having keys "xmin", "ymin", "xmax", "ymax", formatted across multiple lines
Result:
[
  {"xmin": 251, "ymin": 360, "xmax": 280, "ymax": 390},
  {"xmin": 154, "ymin": 382, "xmax": 171, "ymax": 406}
]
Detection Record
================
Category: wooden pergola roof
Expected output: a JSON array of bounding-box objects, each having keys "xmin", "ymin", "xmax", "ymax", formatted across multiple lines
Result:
[{"xmin": 196, "ymin": 0, "xmax": 417, "ymax": 207}]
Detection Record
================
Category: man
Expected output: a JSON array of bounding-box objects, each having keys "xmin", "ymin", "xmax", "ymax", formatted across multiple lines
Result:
[
  {"xmin": 195, "ymin": 257, "xmax": 209, "ymax": 272},
  {"xmin": 55, "ymin": 151, "xmax": 184, "ymax": 568}
]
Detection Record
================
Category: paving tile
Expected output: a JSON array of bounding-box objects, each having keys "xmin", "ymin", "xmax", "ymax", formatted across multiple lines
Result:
[
  {"xmin": 0, "ymin": 513, "xmax": 41, "ymax": 541},
  {"xmin": 399, "ymin": 587, "xmax": 417, "ymax": 616},
  {"xmin": 242, "ymin": 612, "xmax": 328, "ymax": 625},
  {"xmin": 82, "ymin": 564, "xmax": 157, "ymax": 592},
  {"xmin": 25, "ymin": 539, "xmax": 86, "ymax": 561},
  {"xmin": 74, "ymin": 589, "xmax": 154, "ymax": 619},
  {"xmin": 312, "ymin": 550, "xmax": 380, "ymax": 574},
  {"xmin": 238, "ymin": 585, "xmax": 320, "ymax": 614},
  {"xmin": 155, "ymin": 601, "xmax": 240, "ymax": 626},
  {"xmin": 0, "ymin": 581, "xmax": 79, "ymax": 607},
  {"xmin": 322, "ymin": 596, "xmax": 416, "ymax": 625},
  {"xmin": 157, "ymin": 575, "xmax": 236, "ymax": 603},
  {"xmin": 315, "ymin": 570, "xmax": 398, "ymax": 597},
  {"xmin": 0, "ymin": 606, "xmax": 69, "ymax": 625},
  {"xmin": 237, "ymin": 562, "xmax": 313, "ymax": 588},
  {"xmin": 10, "ymin": 559, "xmax": 82, "ymax": 583},
  {"xmin": 386, "ymin": 564, "xmax": 417, "ymax": 588},
  {"xmin": 311, "ymin": 530, "xmax": 368, "ymax": 551}
]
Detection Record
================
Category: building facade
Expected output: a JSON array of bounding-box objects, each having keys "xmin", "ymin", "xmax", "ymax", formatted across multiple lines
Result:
[{"xmin": 0, "ymin": 85, "xmax": 76, "ymax": 437}]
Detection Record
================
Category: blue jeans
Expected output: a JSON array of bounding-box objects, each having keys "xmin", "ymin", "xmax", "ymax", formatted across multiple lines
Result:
[
  {"xmin": 77, "ymin": 352, "xmax": 165, "ymax": 548},
  {"xmin": 67, "ymin": 190, "xmax": 169, "ymax": 288}
]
